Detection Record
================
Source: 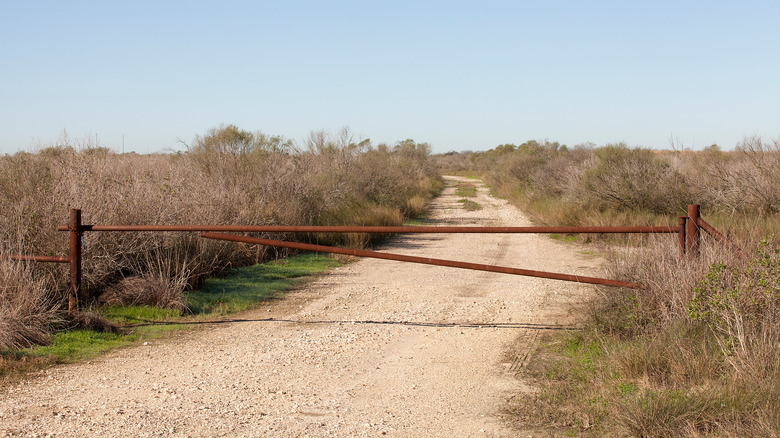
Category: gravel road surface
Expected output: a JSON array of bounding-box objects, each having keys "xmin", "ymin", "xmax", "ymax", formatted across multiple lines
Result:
[{"xmin": 0, "ymin": 176, "xmax": 599, "ymax": 437}]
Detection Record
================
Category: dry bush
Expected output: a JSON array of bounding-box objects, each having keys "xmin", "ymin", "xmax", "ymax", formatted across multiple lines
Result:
[
  {"xmin": 519, "ymin": 236, "xmax": 780, "ymax": 436},
  {"xmin": 66, "ymin": 311, "xmax": 120, "ymax": 334},
  {"xmin": 100, "ymin": 275, "xmax": 185, "ymax": 310},
  {"xmin": 0, "ymin": 127, "xmax": 440, "ymax": 347},
  {"xmin": 686, "ymin": 238, "xmax": 780, "ymax": 379},
  {"xmin": 530, "ymin": 146, "xmax": 594, "ymax": 201},
  {"xmin": 598, "ymin": 237, "xmax": 720, "ymax": 334},
  {"xmin": 0, "ymin": 258, "xmax": 61, "ymax": 349},
  {"xmin": 463, "ymin": 136, "xmax": 780, "ymax": 435},
  {"xmin": 430, "ymin": 151, "xmax": 473, "ymax": 174},
  {"xmin": 597, "ymin": 236, "xmax": 780, "ymax": 436},
  {"xmin": 686, "ymin": 137, "xmax": 780, "ymax": 215},
  {"xmin": 581, "ymin": 144, "xmax": 689, "ymax": 214},
  {"xmin": 450, "ymin": 135, "xmax": 780, "ymax": 223},
  {"xmin": 474, "ymin": 141, "xmax": 564, "ymax": 193},
  {"xmin": 604, "ymin": 235, "xmax": 780, "ymax": 362}
]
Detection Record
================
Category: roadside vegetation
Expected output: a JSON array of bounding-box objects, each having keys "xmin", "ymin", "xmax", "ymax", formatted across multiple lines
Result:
[
  {"xmin": 436, "ymin": 137, "xmax": 780, "ymax": 436},
  {"xmin": 0, "ymin": 126, "xmax": 441, "ymax": 374},
  {"xmin": 454, "ymin": 182, "xmax": 478, "ymax": 198},
  {"xmin": 458, "ymin": 199, "xmax": 482, "ymax": 211},
  {"xmin": 454, "ymin": 182, "xmax": 482, "ymax": 211},
  {"xmin": 1, "ymin": 253, "xmax": 340, "ymax": 383}
]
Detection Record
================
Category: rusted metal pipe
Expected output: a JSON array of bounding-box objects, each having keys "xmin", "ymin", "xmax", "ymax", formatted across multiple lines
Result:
[
  {"xmin": 678, "ymin": 216, "xmax": 687, "ymax": 259},
  {"xmin": 68, "ymin": 209, "xmax": 82, "ymax": 316},
  {"xmin": 3, "ymin": 255, "xmax": 70, "ymax": 263},
  {"xmin": 200, "ymin": 232, "xmax": 642, "ymax": 289},
  {"xmin": 58, "ymin": 224, "xmax": 680, "ymax": 234},
  {"xmin": 697, "ymin": 217, "xmax": 745, "ymax": 257},
  {"xmin": 696, "ymin": 217, "xmax": 725, "ymax": 243},
  {"xmin": 686, "ymin": 204, "xmax": 700, "ymax": 257}
]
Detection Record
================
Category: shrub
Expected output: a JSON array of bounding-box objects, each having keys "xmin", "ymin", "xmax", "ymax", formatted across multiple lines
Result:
[
  {"xmin": 0, "ymin": 258, "xmax": 61, "ymax": 349},
  {"xmin": 691, "ymin": 136, "xmax": 780, "ymax": 214},
  {"xmin": 0, "ymin": 128, "xmax": 441, "ymax": 348},
  {"xmin": 687, "ymin": 239, "xmax": 780, "ymax": 376},
  {"xmin": 581, "ymin": 144, "xmax": 689, "ymax": 214},
  {"xmin": 444, "ymin": 136, "xmax": 780, "ymax": 435}
]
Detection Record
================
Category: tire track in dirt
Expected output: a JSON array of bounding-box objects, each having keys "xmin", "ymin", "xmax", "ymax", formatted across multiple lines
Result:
[{"xmin": 0, "ymin": 176, "xmax": 600, "ymax": 437}]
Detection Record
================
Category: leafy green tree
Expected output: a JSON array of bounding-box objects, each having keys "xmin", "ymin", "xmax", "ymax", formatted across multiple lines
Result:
[{"xmin": 189, "ymin": 124, "xmax": 292, "ymax": 156}]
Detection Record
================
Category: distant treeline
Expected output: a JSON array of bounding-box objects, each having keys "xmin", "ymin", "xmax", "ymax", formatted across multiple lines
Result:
[{"xmin": 434, "ymin": 137, "xmax": 780, "ymax": 234}]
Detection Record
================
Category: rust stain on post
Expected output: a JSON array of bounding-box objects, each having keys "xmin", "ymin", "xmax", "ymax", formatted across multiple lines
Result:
[
  {"xmin": 678, "ymin": 216, "xmax": 687, "ymax": 259},
  {"xmin": 200, "ymin": 232, "xmax": 642, "ymax": 289},
  {"xmin": 686, "ymin": 204, "xmax": 700, "ymax": 257},
  {"xmin": 68, "ymin": 209, "xmax": 82, "ymax": 316}
]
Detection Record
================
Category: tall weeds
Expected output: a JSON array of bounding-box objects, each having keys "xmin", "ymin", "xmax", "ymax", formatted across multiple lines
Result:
[
  {"xmin": 592, "ymin": 235, "xmax": 780, "ymax": 436},
  {"xmin": 0, "ymin": 127, "xmax": 440, "ymax": 349},
  {"xmin": 437, "ymin": 137, "xmax": 780, "ymax": 234},
  {"xmin": 0, "ymin": 256, "xmax": 61, "ymax": 349}
]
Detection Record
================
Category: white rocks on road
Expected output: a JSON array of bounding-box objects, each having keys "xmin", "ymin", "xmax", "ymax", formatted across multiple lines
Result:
[{"xmin": 0, "ymin": 176, "xmax": 599, "ymax": 437}]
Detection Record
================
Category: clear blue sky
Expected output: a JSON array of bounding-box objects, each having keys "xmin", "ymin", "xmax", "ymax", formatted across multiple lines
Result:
[{"xmin": 1, "ymin": 0, "xmax": 778, "ymax": 154}]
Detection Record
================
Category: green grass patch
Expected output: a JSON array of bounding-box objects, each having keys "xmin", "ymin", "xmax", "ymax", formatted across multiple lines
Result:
[
  {"xmin": 6, "ymin": 253, "xmax": 342, "ymax": 377},
  {"xmin": 488, "ymin": 188, "xmax": 505, "ymax": 199},
  {"xmin": 510, "ymin": 332, "xmax": 611, "ymax": 436},
  {"xmin": 455, "ymin": 182, "xmax": 478, "ymax": 197},
  {"xmin": 101, "ymin": 305, "xmax": 182, "ymax": 325},
  {"xmin": 404, "ymin": 217, "xmax": 431, "ymax": 226},
  {"xmin": 31, "ymin": 330, "xmax": 138, "ymax": 363},
  {"xmin": 404, "ymin": 212, "xmax": 435, "ymax": 226},
  {"xmin": 458, "ymin": 199, "xmax": 482, "ymax": 211},
  {"xmin": 550, "ymin": 233, "xmax": 578, "ymax": 242},
  {"xmin": 186, "ymin": 253, "xmax": 341, "ymax": 315}
]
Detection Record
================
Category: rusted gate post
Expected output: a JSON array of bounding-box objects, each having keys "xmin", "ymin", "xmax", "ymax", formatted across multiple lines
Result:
[
  {"xmin": 678, "ymin": 216, "xmax": 687, "ymax": 259},
  {"xmin": 68, "ymin": 208, "xmax": 82, "ymax": 316},
  {"xmin": 686, "ymin": 204, "xmax": 700, "ymax": 257}
]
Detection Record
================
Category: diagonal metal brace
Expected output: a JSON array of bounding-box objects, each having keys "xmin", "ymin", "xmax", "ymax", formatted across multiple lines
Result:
[{"xmin": 199, "ymin": 232, "xmax": 641, "ymax": 289}]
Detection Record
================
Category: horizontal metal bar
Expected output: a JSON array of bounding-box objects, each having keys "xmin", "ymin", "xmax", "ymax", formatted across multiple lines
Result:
[
  {"xmin": 2, "ymin": 255, "xmax": 70, "ymax": 263},
  {"xmin": 199, "ymin": 232, "xmax": 641, "ymax": 289},
  {"xmin": 58, "ymin": 224, "xmax": 680, "ymax": 234}
]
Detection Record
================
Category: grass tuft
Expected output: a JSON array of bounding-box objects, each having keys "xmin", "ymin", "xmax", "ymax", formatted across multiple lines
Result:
[
  {"xmin": 457, "ymin": 199, "xmax": 482, "ymax": 211},
  {"xmin": 454, "ymin": 182, "xmax": 478, "ymax": 197}
]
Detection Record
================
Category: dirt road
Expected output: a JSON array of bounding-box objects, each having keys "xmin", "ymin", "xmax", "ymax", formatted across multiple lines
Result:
[{"xmin": 0, "ymin": 176, "xmax": 600, "ymax": 437}]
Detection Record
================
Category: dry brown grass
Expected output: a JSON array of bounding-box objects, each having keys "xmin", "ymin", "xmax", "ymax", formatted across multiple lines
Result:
[
  {"xmin": 99, "ymin": 275, "xmax": 186, "ymax": 310},
  {"xmin": 595, "ymin": 235, "xmax": 780, "ymax": 436},
  {"xmin": 0, "ymin": 127, "xmax": 441, "ymax": 350},
  {"xmin": 0, "ymin": 257, "xmax": 62, "ymax": 349},
  {"xmin": 439, "ymin": 137, "xmax": 780, "ymax": 233},
  {"xmin": 450, "ymin": 137, "xmax": 780, "ymax": 436},
  {"xmin": 509, "ymin": 232, "xmax": 780, "ymax": 436}
]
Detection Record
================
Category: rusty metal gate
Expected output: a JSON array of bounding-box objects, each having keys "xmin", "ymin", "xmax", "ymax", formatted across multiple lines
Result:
[{"xmin": 5, "ymin": 204, "xmax": 735, "ymax": 315}]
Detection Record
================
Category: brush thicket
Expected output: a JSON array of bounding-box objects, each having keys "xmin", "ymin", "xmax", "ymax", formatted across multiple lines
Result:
[{"xmin": 0, "ymin": 127, "xmax": 440, "ymax": 349}]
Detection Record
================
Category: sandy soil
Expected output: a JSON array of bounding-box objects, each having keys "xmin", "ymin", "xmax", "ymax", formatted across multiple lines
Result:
[{"xmin": 0, "ymin": 176, "xmax": 600, "ymax": 437}]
